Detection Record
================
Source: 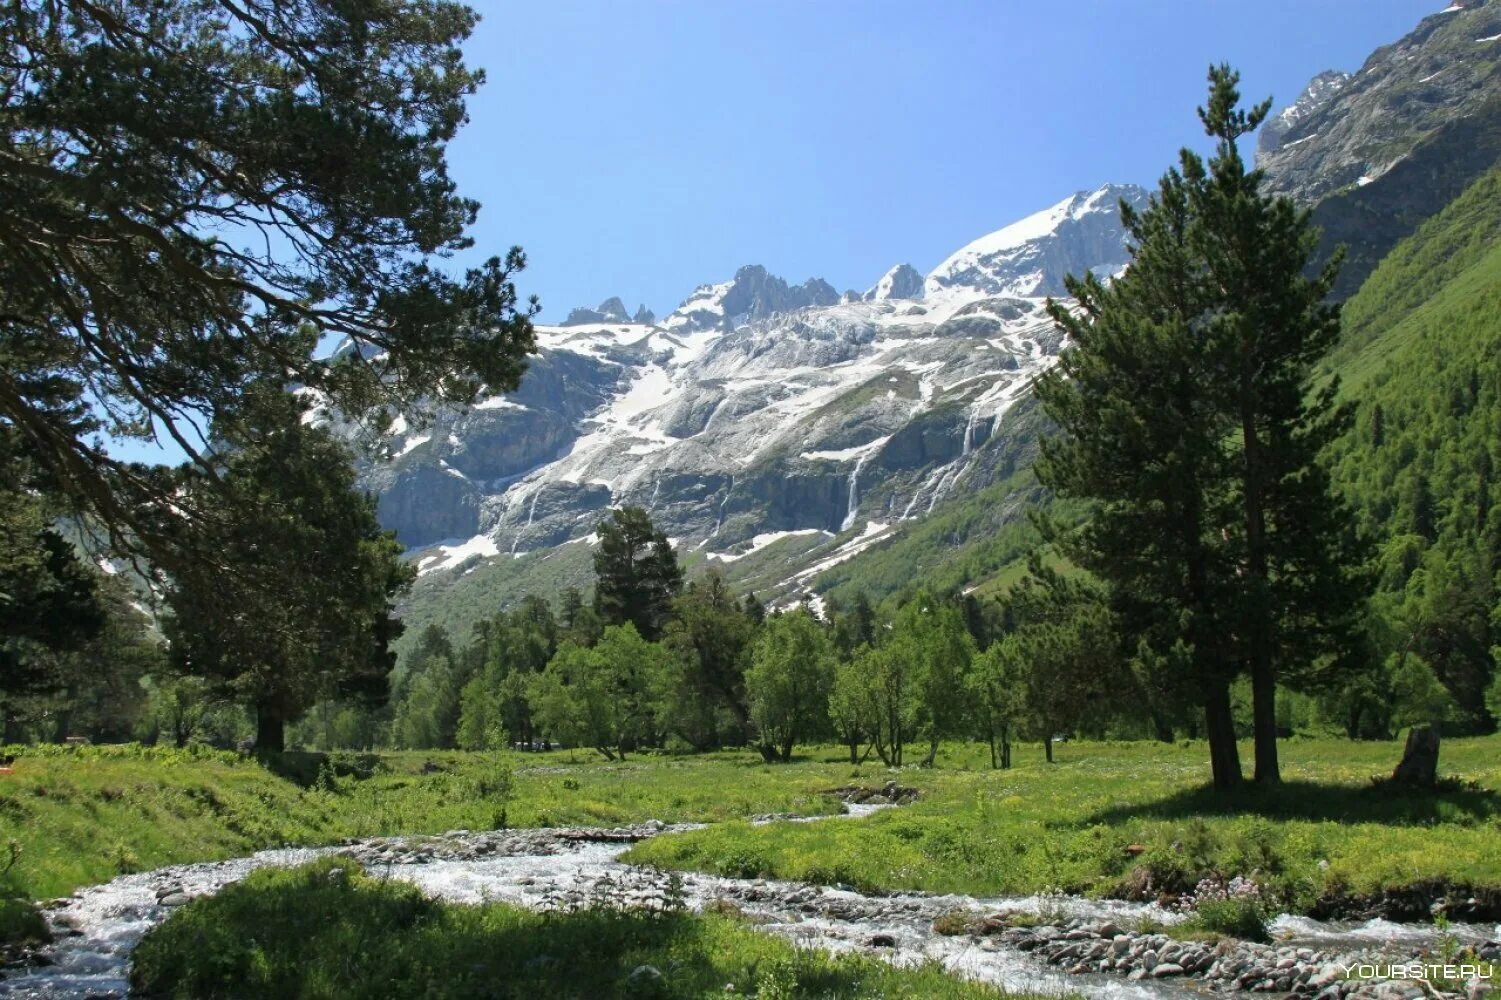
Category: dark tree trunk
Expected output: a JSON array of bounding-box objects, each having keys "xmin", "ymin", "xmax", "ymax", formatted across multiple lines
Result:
[
  {"xmin": 1250, "ymin": 657, "xmax": 1280, "ymax": 783},
  {"xmin": 1345, "ymin": 704, "xmax": 1362, "ymax": 742},
  {"xmin": 255, "ymin": 703, "xmax": 286, "ymax": 753},
  {"xmin": 1203, "ymin": 682, "xmax": 1242, "ymax": 789},
  {"xmin": 757, "ymin": 742, "xmax": 779, "ymax": 764},
  {"xmin": 1044, "ymin": 735, "xmax": 1054, "ymax": 764},
  {"xmin": 1241, "ymin": 372, "xmax": 1280, "ymax": 785},
  {"xmin": 1392, "ymin": 725, "xmax": 1440, "ymax": 786},
  {"xmin": 1001, "ymin": 726, "xmax": 1011, "ymax": 770},
  {"xmin": 1151, "ymin": 711, "xmax": 1175, "ymax": 743}
]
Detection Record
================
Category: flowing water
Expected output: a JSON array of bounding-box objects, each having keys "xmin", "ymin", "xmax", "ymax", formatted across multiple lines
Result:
[{"xmin": 3, "ymin": 806, "xmax": 1494, "ymax": 1000}]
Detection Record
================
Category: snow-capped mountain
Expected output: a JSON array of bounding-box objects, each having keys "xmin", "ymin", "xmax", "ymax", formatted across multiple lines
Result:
[
  {"xmin": 924, "ymin": 185, "xmax": 1140, "ymax": 300},
  {"xmin": 348, "ymin": 183, "xmax": 1149, "ymax": 603}
]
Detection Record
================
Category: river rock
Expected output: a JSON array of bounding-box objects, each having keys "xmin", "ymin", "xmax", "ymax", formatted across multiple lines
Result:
[{"xmin": 627, "ymin": 964, "xmax": 663, "ymax": 986}]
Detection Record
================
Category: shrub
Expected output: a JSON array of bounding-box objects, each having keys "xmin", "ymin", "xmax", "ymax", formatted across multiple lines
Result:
[
  {"xmin": 1178, "ymin": 875, "xmax": 1270, "ymax": 942},
  {"xmin": 0, "ymin": 898, "xmax": 50, "ymax": 949}
]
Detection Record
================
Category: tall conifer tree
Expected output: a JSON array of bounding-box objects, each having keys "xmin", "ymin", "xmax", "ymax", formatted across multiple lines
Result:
[{"xmin": 1037, "ymin": 67, "xmax": 1370, "ymax": 788}]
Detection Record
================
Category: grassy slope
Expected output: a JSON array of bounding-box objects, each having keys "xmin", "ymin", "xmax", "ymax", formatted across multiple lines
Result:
[
  {"xmin": 395, "ymin": 541, "xmax": 597, "ymax": 659},
  {"xmin": 1324, "ymin": 166, "xmax": 1501, "ymax": 393},
  {"xmin": 626, "ymin": 736, "xmax": 1501, "ymax": 912},
  {"xmin": 130, "ymin": 858, "xmax": 1011, "ymax": 1000},
  {"xmin": 0, "ymin": 745, "xmax": 843, "ymax": 902}
]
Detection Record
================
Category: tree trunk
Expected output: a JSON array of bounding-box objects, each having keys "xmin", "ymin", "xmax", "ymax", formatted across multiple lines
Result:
[
  {"xmin": 1001, "ymin": 727, "xmax": 1011, "ymax": 770},
  {"xmin": 1203, "ymin": 681, "xmax": 1242, "ymax": 789},
  {"xmin": 1250, "ymin": 655, "xmax": 1280, "ymax": 783},
  {"xmin": 987, "ymin": 732, "xmax": 998, "ymax": 770},
  {"xmin": 255, "ymin": 703, "xmax": 286, "ymax": 753},
  {"xmin": 1044, "ymin": 735, "xmax": 1053, "ymax": 763},
  {"xmin": 757, "ymin": 742, "xmax": 779, "ymax": 764},
  {"xmin": 1241, "ymin": 368, "xmax": 1280, "ymax": 785},
  {"xmin": 922, "ymin": 738, "xmax": 938, "ymax": 768},
  {"xmin": 1150, "ymin": 711, "xmax": 1174, "ymax": 743},
  {"xmin": 1391, "ymin": 725, "xmax": 1440, "ymax": 786}
]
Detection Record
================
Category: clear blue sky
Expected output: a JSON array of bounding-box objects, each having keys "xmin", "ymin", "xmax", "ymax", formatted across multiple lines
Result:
[{"xmin": 451, "ymin": 1, "xmax": 1429, "ymax": 320}]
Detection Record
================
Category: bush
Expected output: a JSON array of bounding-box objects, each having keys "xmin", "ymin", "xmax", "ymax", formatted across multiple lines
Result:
[
  {"xmin": 0, "ymin": 897, "xmax": 51, "ymax": 949},
  {"xmin": 1178, "ymin": 876, "xmax": 1270, "ymax": 942}
]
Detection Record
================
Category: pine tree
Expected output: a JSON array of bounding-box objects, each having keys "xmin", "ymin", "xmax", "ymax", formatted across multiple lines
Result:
[
  {"xmin": 0, "ymin": 2, "xmax": 536, "ymax": 579},
  {"xmin": 592, "ymin": 507, "xmax": 683, "ymax": 641},
  {"xmin": 1035, "ymin": 119, "xmax": 1246, "ymax": 787},
  {"xmin": 1187, "ymin": 66, "xmax": 1372, "ymax": 782},
  {"xmin": 660, "ymin": 571, "xmax": 758, "ymax": 750},
  {"xmin": 161, "ymin": 391, "xmax": 413, "ymax": 751},
  {"xmin": 1037, "ymin": 67, "xmax": 1371, "ymax": 786}
]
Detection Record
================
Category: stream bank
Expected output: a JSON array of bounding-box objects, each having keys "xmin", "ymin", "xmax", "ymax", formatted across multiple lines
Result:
[{"xmin": 3, "ymin": 805, "xmax": 1496, "ymax": 1000}]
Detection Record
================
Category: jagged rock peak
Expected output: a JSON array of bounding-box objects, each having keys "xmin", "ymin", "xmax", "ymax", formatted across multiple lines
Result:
[
  {"xmin": 1257, "ymin": 70, "xmax": 1352, "ymax": 158},
  {"xmin": 632, "ymin": 304, "xmax": 656, "ymax": 325},
  {"xmin": 925, "ymin": 183, "xmax": 1149, "ymax": 300},
  {"xmin": 864, "ymin": 263, "xmax": 925, "ymax": 301},
  {"xmin": 663, "ymin": 264, "xmax": 842, "ymax": 333},
  {"xmin": 561, "ymin": 296, "xmax": 634, "ymax": 326}
]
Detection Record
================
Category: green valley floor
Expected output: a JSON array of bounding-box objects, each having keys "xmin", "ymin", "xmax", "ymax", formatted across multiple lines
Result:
[{"xmin": 3, "ymin": 736, "xmax": 1499, "ymax": 997}]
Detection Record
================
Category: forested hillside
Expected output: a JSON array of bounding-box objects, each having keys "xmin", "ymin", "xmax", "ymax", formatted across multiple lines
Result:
[{"xmin": 1322, "ymin": 167, "xmax": 1501, "ymax": 734}]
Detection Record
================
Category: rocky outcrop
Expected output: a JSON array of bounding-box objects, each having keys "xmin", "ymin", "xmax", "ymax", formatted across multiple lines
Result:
[
  {"xmin": 1257, "ymin": 70, "xmax": 1351, "ymax": 158},
  {"xmin": 561, "ymin": 296, "xmax": 634, "ymax": 326},
  {"xmin": 663, "ymin": 265, "xmax": 843, "ymax": 333},
  {"xmin": 374, "ymin": 463, "xmax": 481, "ymax": 549},
  {"xmin": 1258, "ymin": 1, "xmax": 1501, "ymax": 296},
  {"xmin": 864, "ymin": 263, "xmax": 924, "ymax": 301}
]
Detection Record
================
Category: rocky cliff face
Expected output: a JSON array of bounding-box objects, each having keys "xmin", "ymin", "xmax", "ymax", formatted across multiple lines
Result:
[
  {"xmin": 1258, "ymin": 0, "xmax": 1501, "ymax": 296},
  {"xmin": 353, "ymin": 184, "xmax": 1147, "ymax": 598}
]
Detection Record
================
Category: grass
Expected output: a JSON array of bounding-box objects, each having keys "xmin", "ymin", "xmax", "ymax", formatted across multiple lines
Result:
[
  {"xmin": 624, "ymin": 736, "xmax": 1501, "ymax": 914},
  {"xmin": 0, "ymin": 743, "xmax": 841, "ymax": 903},
  {"xmin": 129, "ymin": 857, "xmax": 1017, "ymax": 1000},
  {"xmin": 7, "ymin": 735, "xmax": 1501, "ymax": 939}
]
